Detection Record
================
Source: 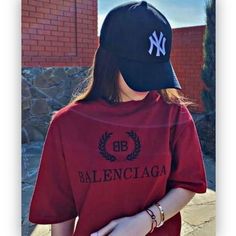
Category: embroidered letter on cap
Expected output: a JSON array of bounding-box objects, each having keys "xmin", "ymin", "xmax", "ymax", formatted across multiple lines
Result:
[{"xmin": 148, "ymin": 31, "xmax": 166, "ymax": 57}]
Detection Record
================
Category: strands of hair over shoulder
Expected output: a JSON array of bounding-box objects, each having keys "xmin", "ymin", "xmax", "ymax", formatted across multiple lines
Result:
[{"xmin": 69, "ymin": 47, "xmax": 196, "ymax": 109}]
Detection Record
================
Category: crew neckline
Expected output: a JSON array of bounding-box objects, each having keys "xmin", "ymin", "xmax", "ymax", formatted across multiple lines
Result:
[{"xmin": 97, "ymin": 90, "xmax": 160, "ymax": 109}]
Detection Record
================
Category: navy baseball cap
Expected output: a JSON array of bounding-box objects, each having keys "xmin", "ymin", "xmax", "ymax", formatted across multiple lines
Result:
[{"xmin": 99, "ymin": 1, "xmax": 182, "ymax": 92}]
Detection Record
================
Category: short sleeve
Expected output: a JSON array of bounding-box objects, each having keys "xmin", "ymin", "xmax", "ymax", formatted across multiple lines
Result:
[
  {"xmin": 28, "ymin": 115, "xmax": 77, "ymax": 224},
  {"xmin": 167, "ymin": 105, "xmax": 207, "ymax": 193}
]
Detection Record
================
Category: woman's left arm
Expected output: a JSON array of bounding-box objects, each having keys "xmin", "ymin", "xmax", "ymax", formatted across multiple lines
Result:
[
  {"xmin": 149, "ymin": 187, "xmax": 195, "ymax": 223},
  {"xmin": 91, "ymin": 187, "xmax": 195, "ymax": 236}
]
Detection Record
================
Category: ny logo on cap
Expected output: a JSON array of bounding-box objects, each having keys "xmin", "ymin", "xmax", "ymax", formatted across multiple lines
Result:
[{"xmin": 148, "ymin": 31, "xmax": 166, "ymax": 57}]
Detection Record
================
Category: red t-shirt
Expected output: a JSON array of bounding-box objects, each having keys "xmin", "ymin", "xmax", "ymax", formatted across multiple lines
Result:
[{"xmin": 29, "ymin": 91, "xmax": 207, "ymax": 236}]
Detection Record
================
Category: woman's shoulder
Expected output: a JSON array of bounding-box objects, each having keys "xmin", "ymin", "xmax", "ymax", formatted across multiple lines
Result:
[
  {"xmin": 158, "ymin": 96, "xmax": 193, "ymax": 129},
  {"xmin": 169, "ymin": 103, "xmax": 193, "ymax": 130},
  {"xmin": 51, "ymin": 100, "xmax": 99, "ymax": 125},
  {"xmin": 49, "ymin": 100, "xmax": 84, "ymax": 125},
  {"xmin": 158, "ymin": 94, "xmax": 191, "ymax": 117}
]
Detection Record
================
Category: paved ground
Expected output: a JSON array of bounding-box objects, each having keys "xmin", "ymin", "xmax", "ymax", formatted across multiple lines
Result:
[
  {"xmin": 180, "ymin": 155, "xmax": 215, "ymax": 236},
  {"xmin": 181, "ymin": 188, "xmax": 215, "ymax": 236},
  {"xmin": 22, "ymin": 142, "xmax": 215, "ymax": 236}
]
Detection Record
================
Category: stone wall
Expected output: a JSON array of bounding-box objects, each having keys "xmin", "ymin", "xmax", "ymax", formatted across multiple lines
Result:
[
  {"xmin": 22, "ymin": 67, "xmax": 89, "ymax": 144},
  {"xmin": 22, "ymin": 68, "xmax": 215, "ymax": 159}
]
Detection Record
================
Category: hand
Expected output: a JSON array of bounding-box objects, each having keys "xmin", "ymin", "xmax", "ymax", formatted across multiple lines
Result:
[{"xmin": 90, "ymin": 211, "xmax": 152, "ymax": 236}]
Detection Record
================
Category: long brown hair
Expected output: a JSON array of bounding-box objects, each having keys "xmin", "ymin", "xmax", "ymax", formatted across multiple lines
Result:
[{"xmin": 69, "ymin": 46, "xmax": 195, "ymax": 108}]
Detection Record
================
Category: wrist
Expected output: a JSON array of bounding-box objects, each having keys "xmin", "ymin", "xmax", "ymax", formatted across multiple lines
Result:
[
  {"xmin": 149, "ymin": 204, "xmax": 161, "ymax": 224},
  {"xmin": 136, "ymin": 204, "xmax": 162, "ymax": 233},
  {"xmin": 134, "ymin": 210, "xmax": 153, "ymax": 235}
]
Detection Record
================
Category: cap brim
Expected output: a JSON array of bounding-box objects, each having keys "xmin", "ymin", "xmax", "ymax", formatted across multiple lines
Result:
[{"xmin": 116, "ymin": 57, "xmax": 182, "ymax": 92}]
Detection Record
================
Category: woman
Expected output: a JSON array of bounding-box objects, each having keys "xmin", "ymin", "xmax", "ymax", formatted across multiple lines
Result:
[{"xmin": 29, "ymin": 1, "xmax": 207, "ymax": 235}]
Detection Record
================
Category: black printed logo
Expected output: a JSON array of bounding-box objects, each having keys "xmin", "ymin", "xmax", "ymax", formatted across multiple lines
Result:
[
  {"xmin": 113, "ymin": 140, "xmax": 128, "ymax": 152},
  {"xmin": 98, "ymin": 130, "xmax": 141, "ymax": 162}
]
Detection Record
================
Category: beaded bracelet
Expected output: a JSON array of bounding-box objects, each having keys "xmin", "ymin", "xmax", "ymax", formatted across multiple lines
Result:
[{"xmin": 145, "ymin": 208, "xmax": 157, "ymax": 233}]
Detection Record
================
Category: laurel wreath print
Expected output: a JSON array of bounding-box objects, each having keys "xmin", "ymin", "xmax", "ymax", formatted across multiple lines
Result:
[
  {"xmin": 98, "ymin": 131, "xmax": 117, "ymax": 162},
  {"xmin": 126, "ymin": 130, "xmax": 141, "ymax": 161},
  {"xmin": 98, "ymin": 130, "xmax": 141, "ymax": 162}
]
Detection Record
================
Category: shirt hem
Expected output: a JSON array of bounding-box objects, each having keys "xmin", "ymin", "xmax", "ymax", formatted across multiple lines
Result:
[
  {"xmin": 168, "ymin": 184, "xmax": 207, "ymax": 193},
  {"xmin": 29, "ymin": 214, "xmax": 78, "ymax": 224}
]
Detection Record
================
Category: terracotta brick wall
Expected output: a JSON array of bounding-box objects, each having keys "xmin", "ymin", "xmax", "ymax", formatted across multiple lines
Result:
[
  {"xmin": 22, "ymin": 0, "xmax": 97, "ymax": 67},
  {"xmin": 171, "ymin": 26, "xmax": 206, "ymax": 112},
  {"xmin": 22, "ymin": 0, "xmax": 206, "ymax": 112}
]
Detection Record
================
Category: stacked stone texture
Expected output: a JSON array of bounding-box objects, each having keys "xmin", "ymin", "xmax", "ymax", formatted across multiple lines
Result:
[{"xmin": 22, "ymin": 67, "xmax": 89, "ymax": 143}]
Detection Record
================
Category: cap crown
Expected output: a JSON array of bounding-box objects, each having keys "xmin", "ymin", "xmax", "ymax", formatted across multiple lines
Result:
[{"xmin": 100, "ymin": 1, "xmax": 172, "ymax": 63}]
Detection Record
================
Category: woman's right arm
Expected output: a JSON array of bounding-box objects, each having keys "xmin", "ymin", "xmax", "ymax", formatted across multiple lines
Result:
[{"xmin": 51, "ymin": 217, "xmax": 76, "ymax": 236}]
